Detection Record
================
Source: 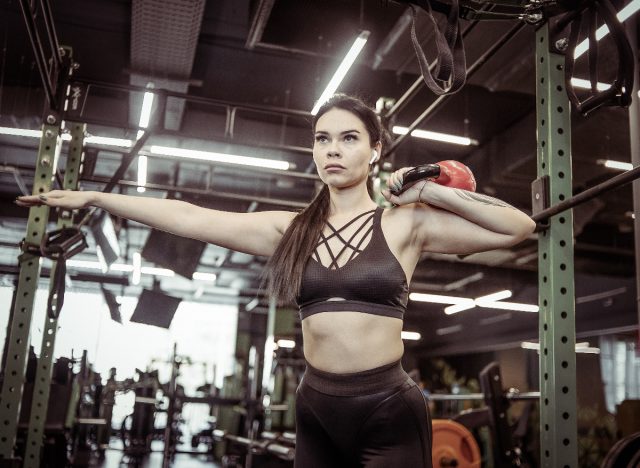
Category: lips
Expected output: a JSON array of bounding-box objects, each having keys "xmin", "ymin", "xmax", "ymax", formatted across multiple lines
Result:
[{"xmin": 324, "ymin": 164, "xmax": 345, "ymax": 170}]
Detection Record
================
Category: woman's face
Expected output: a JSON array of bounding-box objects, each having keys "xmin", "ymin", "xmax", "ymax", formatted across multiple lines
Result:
[{"xmin": 313, "ymin": 108, "xmax": 379, "ymax": 190}]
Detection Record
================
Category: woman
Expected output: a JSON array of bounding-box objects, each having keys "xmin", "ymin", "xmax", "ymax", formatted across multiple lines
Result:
[{"xmin": 17, "ymin": 94, "xmax": 535, "ymax": 467}]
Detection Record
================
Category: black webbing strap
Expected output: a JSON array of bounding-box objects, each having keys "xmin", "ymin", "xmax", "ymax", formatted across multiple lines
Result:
[
  {"xmin": 38, "ymin": 227, "xmax": 87, "ymax": 318},
  {"xmin": 408, "ymin": 0, "xmax": 467, "ymax": 95},
  {"xmin": 563, "ymin": 0, "xmax": 635, "ymax": 115}
]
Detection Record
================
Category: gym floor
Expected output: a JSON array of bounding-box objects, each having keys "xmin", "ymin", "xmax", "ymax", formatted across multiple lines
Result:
[{"xmin": 94, "ymin": 441, "xmax": 222, "ymax": 468}]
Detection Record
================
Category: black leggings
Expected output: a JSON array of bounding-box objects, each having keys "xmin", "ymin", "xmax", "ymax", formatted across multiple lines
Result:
[{"xmin": 294, "ymin": 360, "xmax": 433, "ymax": 468}]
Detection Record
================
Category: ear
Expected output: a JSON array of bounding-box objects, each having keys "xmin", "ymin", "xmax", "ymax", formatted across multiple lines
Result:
[{"xmin": 369, "ymin": 141, "xmax": 382, "ymax": 165}]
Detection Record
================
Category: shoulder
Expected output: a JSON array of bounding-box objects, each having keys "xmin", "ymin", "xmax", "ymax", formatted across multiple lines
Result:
[
  {"xmin": 381, "ymin": 203, "xmax": 433, "ymax": 227},
  {"xmin": 268, "ymin": 210, "xmax": 298, "ymax": 234},
  {"xmin": 380, "ymin": 203, "xmax": 428, "ymax": 245}
]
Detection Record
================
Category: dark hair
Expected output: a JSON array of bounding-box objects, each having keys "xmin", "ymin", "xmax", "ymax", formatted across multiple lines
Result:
[{"xmin": 264, "ymin": 94, "xmax": 387, "ymax": 304}]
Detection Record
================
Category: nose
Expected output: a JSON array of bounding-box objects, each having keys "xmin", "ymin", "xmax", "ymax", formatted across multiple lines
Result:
[{"xmin": 326, "ymin": 142, "xmax": 340, "ymax": 158}]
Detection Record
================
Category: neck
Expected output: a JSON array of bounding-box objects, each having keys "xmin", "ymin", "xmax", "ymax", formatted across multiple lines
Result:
[{"xmin": 327, "ymin": 184, "xmax": 377, "ymax": 217}]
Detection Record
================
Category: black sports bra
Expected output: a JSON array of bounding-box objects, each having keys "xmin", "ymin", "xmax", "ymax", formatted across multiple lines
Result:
[{"xmin": 296, "ymin": 207, "xmax": 409, "ymax": 320}]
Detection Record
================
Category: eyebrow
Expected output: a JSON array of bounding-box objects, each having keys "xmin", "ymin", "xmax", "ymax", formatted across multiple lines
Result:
[{"xmin": 314, "ymin": 129, "xmax": 362, "ymax": 136}]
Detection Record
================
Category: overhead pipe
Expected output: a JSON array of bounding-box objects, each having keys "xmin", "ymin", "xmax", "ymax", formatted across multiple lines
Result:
[
  {"xmin": 246, "ymin": 0, "xmax": 277, "ymax": 49},
  {"xmin": 384, "ymin": 21, "xmax": 526, "ymax": 158},
  {"xmin": 382, "ymin": 12, "xmax": 485, "ymax": 119}
]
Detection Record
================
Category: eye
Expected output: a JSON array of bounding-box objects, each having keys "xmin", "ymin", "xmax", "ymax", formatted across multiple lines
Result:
[
  {"xmin": 344, "ymin": 134, "xmax": 358, "ymax": 142},
  {"xmin": 315, "ymin": 135, "xmax": 328, "ymax": 144}
]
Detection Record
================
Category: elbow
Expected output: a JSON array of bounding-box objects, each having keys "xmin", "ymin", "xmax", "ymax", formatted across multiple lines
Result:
[{"xmin": 510, "ymin": 217, "xmax": 536, "ymax": 245}]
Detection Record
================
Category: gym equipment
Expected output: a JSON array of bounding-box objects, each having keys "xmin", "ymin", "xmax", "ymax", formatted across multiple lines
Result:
[
  {"xmin": 432, "ymin": 419, "xmax": 482, "ymax": 468},
  {"xmin": 212, "ymin": 429, "xmax": 295, "ymax": 463},
  {"xmin": 600, "ymin": 431, "xmax": 640, "ymax": 468},
  {"xmin": 429, "ymin": 362, "xmax": 538, "ymax": 467},
  {"xmin": 391, "ymin": 160, "xmax": 477, "ymax": 195}
]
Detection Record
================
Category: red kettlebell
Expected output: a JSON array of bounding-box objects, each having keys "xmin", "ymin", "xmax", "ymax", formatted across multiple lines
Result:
[
  {"xmin": 435, "ymin": 160, "xmax": 476, "ymax": 192},
  {"xmin": 391, "ymin": 160, "xmax": 476, "ymax": 195}
]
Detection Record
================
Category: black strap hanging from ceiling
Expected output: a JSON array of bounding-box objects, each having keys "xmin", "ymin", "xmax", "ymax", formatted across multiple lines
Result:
[
  {"xmin": 407, "ymin": 0, "xmax": 467, "ymax": 95},
  {"xmin": 392, "ymin": 0, "xmax": 635, "ymax": 115},
  {"xmin": 559, "ymin": 0, "xmax": 635, "ymax": 115},
  {"xmin": 21, "ymin": 227, "xmax": 88, "ymax": 319}
]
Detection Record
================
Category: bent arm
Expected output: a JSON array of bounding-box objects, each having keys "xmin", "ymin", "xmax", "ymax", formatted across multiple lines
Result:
[{"xmin": 417, "ymin": 182, "xmax": 536, "ymax": 254}]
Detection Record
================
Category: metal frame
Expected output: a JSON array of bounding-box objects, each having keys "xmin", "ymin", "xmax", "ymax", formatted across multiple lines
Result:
[
  {"xmin": 23, "ymin": 123, "xmax": 85, "ymax": 467},
  {"xmin": 535, "ymin": 25, "xmax": 578, "ymax": 467},
  {"xmin": 0, "ymin": 120, "xmax": 62, "ymax": 462}
]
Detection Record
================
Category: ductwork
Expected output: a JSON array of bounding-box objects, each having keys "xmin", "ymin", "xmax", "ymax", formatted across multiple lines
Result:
[{"xmin": 129, "ymin": 0, "xmax": 206, "ymax": 131}]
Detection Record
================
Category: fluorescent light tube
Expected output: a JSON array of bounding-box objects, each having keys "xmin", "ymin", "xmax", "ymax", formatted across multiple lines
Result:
[
  {"xmin": 570, "ymin": 78, "xmax": 611, "ymax": 91},
  {"xmin": 393, "ymin": 126, "xmax": 478, "ymax": 146},
  {"xmin": 521, "ymin": 341, "xmax": 600, "ymax": 353},
  {"xmin": 311, "ymin": 31, "xmax": 370, "ymax": 115},
  {"xmin": 140, "ymin": 266, "xmax": 174, "ymax": 277},
  {"xmin": 444, "ymin": 290, "xmax": 512, "ymax": 315},
  {"xmin": 84, "ymin": 136, "xmax": 133, "ymax": 148},
  {"xmin": 132, "ymin": 252, "xmax": 142, "ymax": 285},
  {"xmin": 277, "ymin": 339, "xmax": 296, "ymax": 349},
  {"xmin": 409, "ymin": 293, "xmax": 473, "ymax": 304},
  {"xmin": 0, "ymin": 127, "xmax": 42, "ymax": 137},
  {"xmin": 478, "ymin": 301, "xmax": 539, "ymax": 313},
  {"xmin": 444, "ymin": 302, "xmax": 476, "ymax": 315},
  {"xmin": 149, "ymin": 145, "xmax": 290, "ymax": 170},
  {"xmin": 0, "ymin": 126, "xmax": 134, "ymax": 148},
  {"xmin": 137, "ymin": 155, "xmax": 147, "ymax": 193},
  {"xmin": 136, "ymin": 89, "xmax": 154, "ymax": 188},
  {"xmin": 401, "ymin": 331, "xmax": 422, "ymax": 340},
  {"xmin": 436, "ymin": 325, "xmax": 463, "ymax": 336},
  {"xmin": 192, "ymin": 272, "xmax": 217, "ymax": 282},
  {"xmin": 475, "ymin": 290, "xmax": 512, "ymax": 302},
  {"xmin": 599, "ymin": 159, "xmax": 633, "ymax": 171},
  {"xmin": 574, "ymin": 0, "xmax": 640, "ymax": 59}
]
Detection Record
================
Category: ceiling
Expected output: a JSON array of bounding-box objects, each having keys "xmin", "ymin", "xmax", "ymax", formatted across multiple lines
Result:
[{"xmin": 0, "ymin": 0, "xmax": 637, "ymax": 357}]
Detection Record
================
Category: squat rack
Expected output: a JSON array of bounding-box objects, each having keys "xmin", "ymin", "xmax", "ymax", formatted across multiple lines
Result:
[{"xmin": 0, "ymin": 1, "xmax": 639, "ymax": 467}]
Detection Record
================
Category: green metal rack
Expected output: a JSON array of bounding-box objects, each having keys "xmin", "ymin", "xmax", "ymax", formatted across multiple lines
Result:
[
  {"xmin": 23, "ymin": 123, "xmax": 86, "ymax": 467},
  {"xmin": 0, "ymin": 119, "xmax": 63, "ymax": 462},
  {"xmin": 535, "ymin": 25, "xmax": 578, "ymax": 468}
]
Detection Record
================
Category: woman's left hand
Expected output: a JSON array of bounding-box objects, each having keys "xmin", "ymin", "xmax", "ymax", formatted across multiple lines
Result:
[{"xmin": 381, "ymin": 167, "xmax": 429, "ymax": 206}]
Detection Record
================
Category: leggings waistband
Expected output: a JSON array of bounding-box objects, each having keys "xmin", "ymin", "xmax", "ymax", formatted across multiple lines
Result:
[{"xmin": 302, "ymin": 360, "xmax": 409, "ymax": 397}]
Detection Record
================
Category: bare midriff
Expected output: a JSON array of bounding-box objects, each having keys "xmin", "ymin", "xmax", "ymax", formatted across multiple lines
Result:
[{"xmin": 302, "ymin": 311, "xmax": 404, "ymax": 373}]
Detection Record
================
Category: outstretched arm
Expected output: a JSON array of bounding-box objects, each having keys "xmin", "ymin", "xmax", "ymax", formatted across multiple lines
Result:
[
  {"xmin": 16, "ymin": 190, "xmax": 295, "ymax": 257},
  {"xmin": 383, "ymin": 173, "xmax": 535, "ymax": 255}
]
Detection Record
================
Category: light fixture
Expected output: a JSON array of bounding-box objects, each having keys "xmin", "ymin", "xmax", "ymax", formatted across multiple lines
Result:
[
  {"xmin": 574, "ymin": 0, "xmax": 640, "ymax": 59},
  {"xmin": 0, "ymin": 126, "xmax": 135, "ymax": 148},
  {"xmin": 65, "ymin": 259, "xmax": 221, "ymax": 282},
  {"xmin": 444, "ymin": 290, "xmax": 514, "ymax": 314},
  {"xmin": 521, "ymin": 341, "xmax": 600, "ymax": 353},
  {"xmin": 598, "ymin": 159, "xmax": 633, "ymax": 171},
  {"xmin": 392, "ymin": 126, "xmax": 478, "ymax": 146},
  {"xmin": 137, "ymin": 155, "xmax": 148, "ymax": 193},
  {"xmin": 570, "ymin": 78, "xmax": 612, "ymax": 91},
  {"xmin": 132, "ymin": 252, "xmax": 142, "ymax": 285},
  {"xmin": 276, "ymin": 339, "xmax": 296, "ymax": 349},
  {"xmin": 148, "ymin": 146, "xmax": 290, "ymax": 170},
  {"xmin": 84, "ymin": 135, "xmax": 133, "ymax": 148},
  {"xmin": 401, "ymin": 331, "xmax": 421, "ymax": 341},
  {"xmin": 411, "ymin": 290, "xmax": 538, "ymax": 314},
  {"xmin": 141, "ymin": 266, "xmax": 174, "ymax": 277},
  {"xmin": 0, "ymin": 127, "xmax": 42, "ymax": 138},
  {"xmin": 436, "ymin": 325, "xmax": 463, "ymax": 336},
  {"xmin": 479, "ymin": 301, "xmax": 539, "ymax": 313},
  {"xmin": 192, "ymin": 272, "xmax": 218, "ymax": 282},
  {"xmin": 409, "ymin": 292, "xmax": 473, "ymax": 305},
  {"xmin": 136, "ymin": 88, "xmax": 154, "ymax": 191},
  {"xmin": 311, "ymin": 30, "xmax": 370, "ymax": 115}
]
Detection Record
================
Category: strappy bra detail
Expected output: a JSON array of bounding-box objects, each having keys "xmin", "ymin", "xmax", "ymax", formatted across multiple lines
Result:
[{"xmin": 296, "ymin": 207, "xmax": 409, "ymax": 321}]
